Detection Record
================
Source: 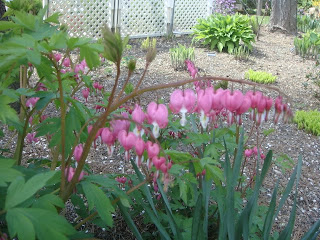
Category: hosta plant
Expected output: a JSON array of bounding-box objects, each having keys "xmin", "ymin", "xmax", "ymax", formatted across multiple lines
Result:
[{"xmin": 193, "ymin": 13, "xmax": 255, "ymax": 53}]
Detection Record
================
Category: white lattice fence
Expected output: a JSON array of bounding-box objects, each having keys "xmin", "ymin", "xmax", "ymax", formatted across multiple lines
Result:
[
  {"xmin": 119, "ymin": 0, "xmax": 166, "ymax": 38},
  {"xmin": 173, "ymin": 0, "xmax": 210, "ymax": 33},
  {"xmin": 48, "ymin": 0, "xmax": 111, "ymax": 39},
  {"xmin": 46, "ymin": 0, "xmax": 212, "ymax": 38}
]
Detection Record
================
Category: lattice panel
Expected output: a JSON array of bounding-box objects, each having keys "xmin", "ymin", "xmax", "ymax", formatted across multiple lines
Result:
[
  {"xmin": 174, "ymin": 0, "xmax": 209, "ymax": 33},
  {"xmin": 120, "ymin": 0, "xmax": 166, "ymax": 37},
  {"xmin": 48, "ymin": 0, "xmax": 111, "ymax": 39}
]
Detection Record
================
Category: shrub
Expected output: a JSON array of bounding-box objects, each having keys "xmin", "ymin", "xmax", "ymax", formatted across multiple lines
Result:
[
  {"xmin": 294, "ymin": 110, "xmax": 320, "ymax": 135},
  {"xmin": 294, "ymin": 31, "xmax": 320, "ymax": 59},
  {"xmin": 193, "ymin": 14, "xmax": 255, "ymax": 54},
  {"xmin": 170, "ymin": 44, "xmax": 195, "ymax": 70},
  {"xmin": 245, "ymin": 69, "xmax": 276, "ymax": 83}
]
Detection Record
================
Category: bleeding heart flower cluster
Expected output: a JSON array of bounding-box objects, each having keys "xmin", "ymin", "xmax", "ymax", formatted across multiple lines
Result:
[
  {"xmin": 244, "ymin": 146, "xmax": 266, "ymax": 160},
  {"xmin": 73, "ymin": 102, "xmax": 172, "ymax": 183},
  {"xmin": 169, "ymin": 87, "xmax": 292, "ymax": 129}
]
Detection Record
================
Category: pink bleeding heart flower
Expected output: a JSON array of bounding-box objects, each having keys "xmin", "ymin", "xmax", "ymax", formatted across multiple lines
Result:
[
  {"xmin": 235, "ymin": 95, "xmax": 251, "ymax": 125},
  {"xmin": 196, "ymin": 88, "xmax": 213, "ymax": 129},
  {"xmin": 146, "ymin": 141, "xmax": 160, "ymax": 169},
  {"xmin": 94, "ymin": 104, "xmax": 102, "ymax": 112},
  {"xmin": 169, "ymin": 89, "xmax": 196, "ymax": 126},
  {"xmin": 93, "ymin": 82, "xmax": 103, "ymax": 91},
  {"xmin": 185, "ymin": 60, "xmax": 198, "ymax": 78},
  {"xmin": 274, "ymin": 96, "xmax": 283, "ymax": 124},
  {"xmin": 111, "ymin": 112, "xmax": 130, "ymax": 138},
  {"xmin": 132, "ymin": 104, "xmax": 146, "ymax": 136},
  {"xmin": 244, "ymin": 149, "xmax": 253, "ymax": 157},
  {"xmin": 26, "ymin": 132, "xmax": 39, "ymax": 144},
  {"xmin": 26, "ymin": 97, "xmax": 40, "ymax": 110},
  {"xmin": 211, "ymin": 88, "xmax": 225, "ymax": 111},
  {"xmin": 88, "ymin": 125, "xmax": 103, "ymax": 149},
  {"xmin": 116, "ymin": 176, "xmax": 127, "ymax": 184},
  {"xmin": 74, "ymin": 64, "xmax": 84, "ymax": 74},
  {"xmin": 147, "ymin": 102, "xmax": 168, "ymax": 138},
  {"xmin": 60, "ymin": 69, "xmax": 67, "ymax": 74},
  {"xmin": 63, "ymin": 58, "xmax": 70, "ymax": 68},
  {"xmin": 101, "ymin": 128, "xmax": 115, "ymax": 157},
  {"xmin": 54, "ymin": 53, "xmax": 62, "ymax": 62},
  {"xmin": 256, "ymin": 97, "xmax": 267, "ymax": 126},
  {"xmin": 93, "ymin": 82, "xmax": 99, "ymax": 89},
  {"xmin": 82, "ymin": 88, "xmax": 90, "ymax": 102},
  {"xmin": 28, "ymin": 117, "xmax": 33, "ymax": 125},
  {"xmin": 265, "ymin": 97, "xmax": 273, "ymax": 121},
  {"xmin": 74, "ymin": 144, "xmax": 83, "ymax": 162},
  {"xmin": 36, "ymin": 83, "xmax": 47, "ymax": 91},
  {"xmin": 160, "ymin": 161, "xmax": 172, "ymax": 174},
  {"xmin": 65, "ymin": 166, "xmax": 85, "ymax": 182},
  {"xmin": 152, "ymin": 156, "xmax": 166, "ymax": 170},
  {"xmin": 118, "ymin": 130, "xmax": 137, "ymax": 160},
  {"xmin": 135, "ymin": 137, "xmax": 145, "ymax": 166},
  {"xmin": 81, "ymin": 59, "xmax": 87, "ymax": 69}
]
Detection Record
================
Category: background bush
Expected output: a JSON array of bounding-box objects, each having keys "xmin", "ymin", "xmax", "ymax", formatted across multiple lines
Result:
[{"xmin": 193, "ymin": 14, "xmax": 255, "ymax": 54}]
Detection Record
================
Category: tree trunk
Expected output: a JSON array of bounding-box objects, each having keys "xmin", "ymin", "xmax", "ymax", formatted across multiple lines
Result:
[
  {"xmin": 269, "ymin": 0, "xmax": 297, "ymax": 34},
  {"xmin": 257, "ymin": 0, "xmax": 263, "ymax": 16},
  {"xmin": 0, "ymin": 1, "xmax": 8, "ymax": 21}
]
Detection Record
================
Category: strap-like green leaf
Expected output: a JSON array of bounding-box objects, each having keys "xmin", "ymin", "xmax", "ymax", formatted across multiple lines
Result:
[{"xmin": 117, "ymin": 200, "xmax": 143, "ymax": 240}]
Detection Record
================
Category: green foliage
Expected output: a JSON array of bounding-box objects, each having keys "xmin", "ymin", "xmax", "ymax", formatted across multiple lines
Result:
[
  {"xmin": 141, "ymin": 37, "xmax": 156, "ymax": 51},
  {"xmin": 193, "ymin": 14, "xmax": 255, "ymax": 54},
  {"xmin": 297, "ymin": 14, "xmax": 320, "ymax": 32},
  {"xmin": 245, "ymin": 69, "xmax": 276, "ymax": 84},
  {"xmin": 4, "ymin": 0, "xmax": 43, "ymax": 16},
  {"xmin": 294, "ymin": 110, "xmax": 320, "ymax": 135},
  {"xmin": 233, "ymin": 45, "xmax": 251, "ymax": 60},
  {"xmin": 294, "ymin": 31, "xmax": 320, "ymax": 59},
  {"xmin": 169, "ymin": 44, "xmax": 195, "ymax": 70}
]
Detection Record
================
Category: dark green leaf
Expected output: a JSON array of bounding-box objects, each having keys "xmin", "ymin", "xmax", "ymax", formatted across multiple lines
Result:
[
  {"xmin": 6, "ymin": 208, "xmax": 75, "ymax": 240},
  {"xmin": 5, "ymin": 171, "xmax": 57, "ymax": 210},
  {"xmin": 81, "ymin": 181, "xmax": 115, "ymax": 227}
]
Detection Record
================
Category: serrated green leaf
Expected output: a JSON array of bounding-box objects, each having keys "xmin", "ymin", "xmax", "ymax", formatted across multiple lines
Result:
[
  {"xmin": 81, "ymin": 181, "xmax": 115, "ymax": 227},
  {"xmin": 0, "ymin": 158, "xmax": 23, "ymax": 186},
  {"xmin": 44, "ymin": 13, "xmax": 61, "ymax": 24},
  {"xmin": 32, "ymin": 194, "xmax": 65, "ymax": 212},
  {"xmin": 6, "ymin": 208, "xmax": 75, "ymax": 240},
  {"xmin": 79, "ymin": 44, "xmax": 101, "ymax": 69},
  {"xmin": 5, "ymin": 171, "xmax": 57, "ymax": 210},
  {"xmin": 0, "ymin": 21, "xmax": 21, "ymax": 31},
  {"xmin": 0, "ymin": 95, "xmax": 19, "ymax": 124}
]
